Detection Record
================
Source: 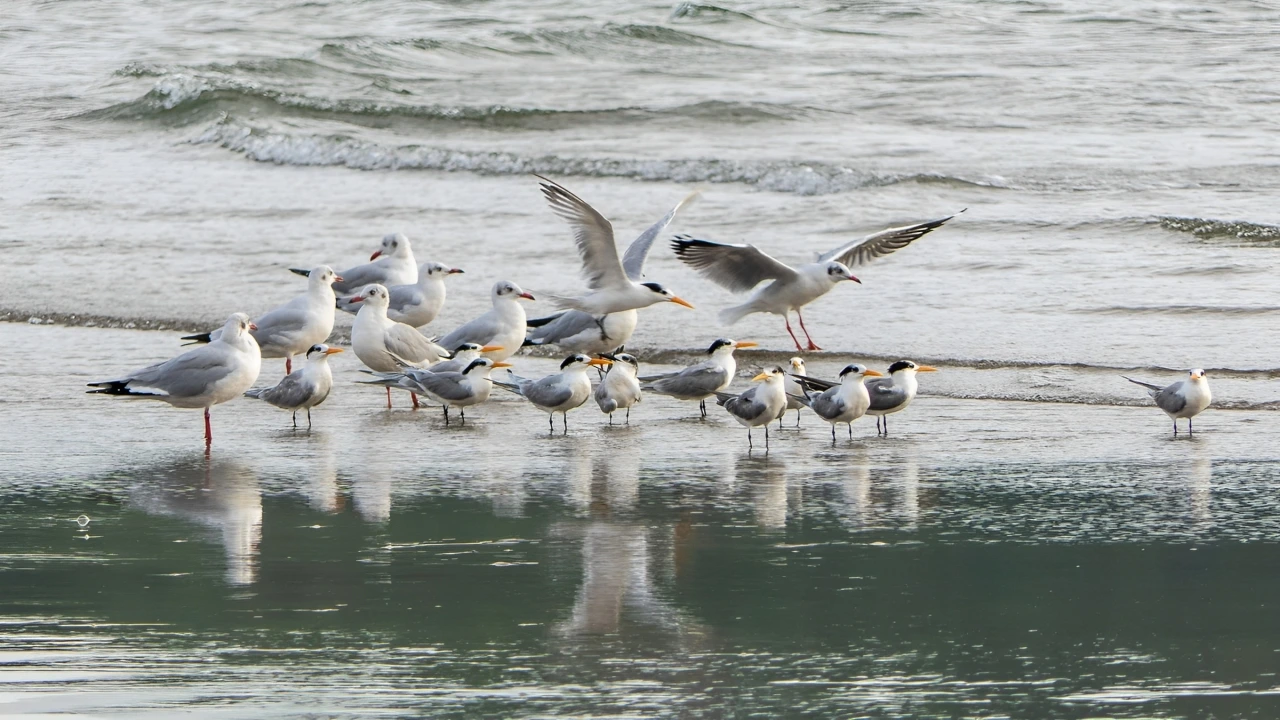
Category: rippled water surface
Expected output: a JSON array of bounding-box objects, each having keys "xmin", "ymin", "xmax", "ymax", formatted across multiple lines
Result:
[{"xmin": 4, "ymin": 0, "xmax": 1280, "ymax": 716}]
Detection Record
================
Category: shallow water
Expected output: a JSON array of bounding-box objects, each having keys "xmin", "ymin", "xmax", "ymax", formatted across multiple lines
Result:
[{"xmin": 4, "ymin": 0, "xmax": 1280, "ymax": 716}]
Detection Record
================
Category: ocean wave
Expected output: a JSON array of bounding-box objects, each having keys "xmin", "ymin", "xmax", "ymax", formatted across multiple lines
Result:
[
  {"xmin": 190, "ymin": 118, "xmax": 1007, "ymax": 195},
  {"xmin": 1157, "ymin": 216, "xmax": 1280, "ymax": 244},
  {"xmin": 1075, "ymin": 304, "xmax": 1280, "ymax": 316}
]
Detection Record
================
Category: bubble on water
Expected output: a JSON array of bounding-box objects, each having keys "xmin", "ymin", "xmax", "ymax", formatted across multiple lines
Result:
[{"xmin": 76, "ymin": 515, "xmax": 90, "ymax": 528}]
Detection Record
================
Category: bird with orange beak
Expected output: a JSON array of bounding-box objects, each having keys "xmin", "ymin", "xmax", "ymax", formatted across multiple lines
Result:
[
  {"xmin": 493, "ymin": 354, "xmax": 613, "ymax": 433},
  {"xmin": 640, "ymin": 338, "xmax": 758, "ymax": 418}
]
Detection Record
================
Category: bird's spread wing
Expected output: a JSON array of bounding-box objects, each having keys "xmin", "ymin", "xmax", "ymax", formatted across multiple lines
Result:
[
  {"xmin": 538, "ymin": 176, "xmax": 628, "ymax": 291},
  {"xmin": 671, "ymin": 235, "xmax": 798, "ymax": 293},
  {"xmin": 817, "ymin": 211, "xmax": 962, "ymax": 267},
  {"xmin": 385, "ymin": 323, "xmax": 443, "ymax": 363},
  {"xmin": 622, "ymin": 190, "xmax": 701, "ymax": 280},
  {"xmin": 417, "ymin": 372, "xmax": 474, "ymax": 402}
]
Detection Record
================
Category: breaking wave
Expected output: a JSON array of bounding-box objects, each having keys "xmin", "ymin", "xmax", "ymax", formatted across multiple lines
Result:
[{"xmin": 1157, "ymin": 216, "xmax": 1280, "ymax": 245}]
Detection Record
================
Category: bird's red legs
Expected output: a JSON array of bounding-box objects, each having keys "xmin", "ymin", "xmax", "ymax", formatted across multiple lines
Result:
[
  {"xmin": 411, "ymin": 392, "xmax": 420, "ymax": 409},
  {"xmin": 204, "ymin": 408, "xmax": 212, "ymax": 446},
  {"xmin": 797, "ymin": 309, "xmax": 822, "ymax": 351},
  {"xmin": 783, "ymin": 314, "xmax": 805, "ymax": 353},
  {"xmin": 285, "ymin": 356, "xmax": 292, "ymax": 375},
  {"xmin": 385, "ymin": 387, "xmax": 392, "ymax": 409}
]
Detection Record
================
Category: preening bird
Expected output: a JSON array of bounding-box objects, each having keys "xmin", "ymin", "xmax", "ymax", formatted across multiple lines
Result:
[
  {"xmin": 89, "ymin": 312, "xmax": 262, "ymax": 445},
  {"xmin": 538, "ymin": 176, "xmax": 696, "ymax": 316},
  {"xmin": 292, "ymin": 232, "xmax": 418, "ymax": 295},
  {"xmin": 640, "ymin": 338, "xmax": 757, "ymax": 417},
  {"xmin": 1123, "ymin": 368, "xmax": 1212, "ymax": 435},
  {"xmin": 181, "ymin": 265, "xmax": 339, "ymax": 375},
  {"xmin": 792, "ymin": 364, "xmax": 882, "ymax": 442},
  {"xmin": 714, "ymin": 367, "xmax": 788, "ymax": 451},
  {"xmin": 671, "ymin": 211, "xmax": 961, "ymax": 351},
  {"xmin": 349, "ymin": 284, "xmax": 450, "ymax": 408},
  {"xmin": 244, "ymin": 343, "xmax": 343, "ymax": 427},
  {"xmin": 336, "ymin": 260, "xmax": 463, "ymax": 328},
  {"xmin": 436, "ymin": 280, "xmax": 534, "ymax": 362},
  {"xmin": 594, "ymin": 352, "xmax": 643, "ymax": 424},
  {"xmin": 494, "ymin": 354, "xmax": 612, "ymax": 433}
]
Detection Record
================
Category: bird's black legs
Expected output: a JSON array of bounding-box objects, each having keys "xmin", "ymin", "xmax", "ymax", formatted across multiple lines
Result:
[
  {"xmin": 548, "ymin": 414, "xmax": 555, "ymax": 433},
  {"xmin": 306, "ymin": 408, "xmax": 313, "ymax": 427},
  {"xmin": 562, "ymin": 413, "xmax": 568, "ymax": 434},
  {"xmin": 778, "ymin": 412, "xmax": 783, "ymax": 430},
  {"xmin": 847, "ymin": 422, "xmax": 853, "ymax": 440},
  {"xmin": 795, "ymin": 411, "xmax": 801, "ymax": 428},
  {"xmin": 796, "ymin": 310, "xmax": 821, "ymax": 351},
  {"xmin": 1173, "ymin": 419, "xmax": 1179, "ymax": 436},
  {"xmin": 625, "ymin": 407, "xmax": 630, "ymax": 424},
  {"xmin": 765, "ymin": 424, "xmax": 770, "ymax": 451},
  {"xmin": 699, "ymin": 400, "xmax": 707, "ymax": 418},
  {"xmin": 460, "ymin": 407, "xmax": 466, "ymax": 425},
  {"xmin": 783, "ymin": 313, "xmax": 804, "ymax": 353},
  {"xmin": 1188, "ymin": 418, "xmax": 1194, "ymax": 435},
  {"xmin": 291, "ymin": 411, "xmax": 297, "ymax": 428},
  {"xmin": 609, "ymin": 412, "xmax": 614, "ymax": 425},
  {"xmin": 444, "ymin": 406, "xmax": 450, "ymax": 426},
  {"xmin": 831, "ymin": 424, "xmax": 836, "ymax": 443}
]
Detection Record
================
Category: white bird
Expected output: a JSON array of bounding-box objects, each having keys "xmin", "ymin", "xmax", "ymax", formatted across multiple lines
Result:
[
  {"xmin": 358, "ymin": 343, "xmax": 503, "ymax": 408},
  {"xmin": 640, "ymin": 338, "xmax": 757, "ymax": 417},
  {"xmin": 244, "ymin": 343, "xmax": 343, "ymax": 427},
  {"xmin": 336, "ymin": 261, "xmax": 463, "ymax": 327},
  {"xmin": 538, "ymin": 176, "xmax": 696, "ymax": 316},
  {"xmin": 792, "ymin": 364, "xmax": 883, "ymax": 442},
  {"xmin": 292, "ymin": 232, "xmax": 418, "ymax": 295},
  {"xmin": 865, "ymin": 360, "xmax": 938, "ymax": 435},
  {"xmin": 349, "ymin": 284, "xmax": 450, "ymax": 408},
  {"xmin": 594, "ymin": 352, "xmax": 643, "ymax": 424},
  {"xmin": 436, "ymin": 280, "xmax": 535, "ymax": 362},
  {"xmin": 363, "ymin": 357, "xmax": 512, "ymax": 425},
  {"xmin": 778, "ymin": 356, "xmax": 807, "ymax": 428},
  {"xmin": 89, "ymin": 313, "xmax": 262, "ymax": 445},
  {"xmin": 1123, "ymin": 369, "xmax": 1212, "ymax": 435},
  {"xmin": 494, "ymin": 354, "xmax": 612, "ymax": 433},
  {"xmin": 671, "ymin": 211, "xmax": 961, "ymax": 351},
  {"xmin": 713, "ymin": 367, "xmax": 788, "ymax": 451},
  {"xmin": 182, "ymin": 265, "xmax": 340, "ymax": 375}
]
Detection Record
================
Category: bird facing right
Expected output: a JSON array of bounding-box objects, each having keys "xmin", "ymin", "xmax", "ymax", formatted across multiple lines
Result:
[{"xmin": 1123, "ymin": 369, "xmax": 1212, "ymax": 435}]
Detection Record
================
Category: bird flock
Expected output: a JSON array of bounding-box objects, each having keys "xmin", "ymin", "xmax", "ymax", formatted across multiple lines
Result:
[{"xmin": 86, "ymin": 176, "xmax": 1213, "ymax": 447}]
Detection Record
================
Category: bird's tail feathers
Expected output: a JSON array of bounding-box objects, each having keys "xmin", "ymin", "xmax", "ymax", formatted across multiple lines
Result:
[
  {"xmin": 1122, "ymin": 375, "xmax": 1163, "ymax": 394},
  {"xmin": 712, "ymin": 391, "xmax": 735, "ymax": 406},
  {"xmin": 525, "ymin": 312, "xmax": 566, "ymax": 329},
  {"xmin": 787, "ymin": 391, "xmax": 813, "ymax": 408},
  {"xmin": 179, "ymin": 331, "xmax": 213, "ymax": 346},
  {"xmin": 289, "ymin": 268, "xmax": 311, "ymax": 278},
  {"xmin": 86, "ymin": 380, "xmax": 162, "ymax": 398},
  {"xmin": 718, "ymin": 301, "xmax": 757, "ymax": 326}
]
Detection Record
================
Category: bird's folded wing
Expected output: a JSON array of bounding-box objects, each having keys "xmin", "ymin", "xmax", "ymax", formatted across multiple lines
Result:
[
  {"xmin": 258, "ymin": 372, "xmax": 315, "ymax": 407},
  {"xmin": 671, "ymin": 235, "xmax": 798, "ymax": 292},
  {"xmin": 525, "ymin": 379, "xmax": 575, "ymax": 408},
  {"xmin": 817, "ymin": 211, "xmax": 962, "ymax": 267},
  {"xmin": 622, "ymin": 189, "xmax": 701, "ymax": 280},
  {"xmin": 129, "ymin": 345, "xmax": 237, "ymax": 397},
  {"xmin": 538, "ymin": 176, "xmax": 628, "ymax": 291},
  {"xmin": 438, "ymin": 312, "xmax": 497, "ymax": 350},
  {"xmin": 387, "ymin": 285, "xmax": 426, "ymax": 310},
  {"xmin": 1154, "ymin": 386, "xmax": 1188, "ymax": 414},
  {"xmin": 384, "ymin": 323, "xmax": 441, "ymax": 363}
]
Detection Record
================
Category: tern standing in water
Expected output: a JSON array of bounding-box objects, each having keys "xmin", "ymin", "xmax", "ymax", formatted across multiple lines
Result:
[
  {"xmin": 89, "ymin": 313, "xmax": 262, "ymax": 445},
  {"xmin": 714, "ymin": 367, "xmax": 788, "ymax": 451},
  {"xmin": 778, "ymin": 356, "xmax": 807, "ymax": 428},
  {"xmin": 866, "ymin": 360, "xmax": 938, "ymax": 435},
  {"xmin": 244, "ymin": 343, "xmax": 343, "ymax": 427},
  {"xmin": 594, "ymin": 352, "xmax": 643, "ymax": 424},
  {"xmin": 671, "ymin": 212, "xmax": 959, "ymax": 351},
  {"xmin": 1123, "ymin": 369, "xmax": 1212, "ymax": 435},
  {"xmin": 349, "ymin": 284, "xmax": 451, "ymax": 408},
  {"xmin": 494, "ymin": 354, "xmax": 612, "ymax": 433},
  {"xmin": 792, "ymin": 364, "xmax": 882, "ymax": 442},
  {"xmin": 640, "ymin": 338, "xmax": 757, "ymax": 418}
]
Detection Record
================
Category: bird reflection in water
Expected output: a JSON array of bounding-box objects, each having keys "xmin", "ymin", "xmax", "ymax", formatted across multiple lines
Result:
[
  {"xmin": 1189, "ymin": 451, "xmax": 1213, "ymax": 526},
  {"xmin": 128, "ymin": 454, "xmax": 262, "ymax": 586}
]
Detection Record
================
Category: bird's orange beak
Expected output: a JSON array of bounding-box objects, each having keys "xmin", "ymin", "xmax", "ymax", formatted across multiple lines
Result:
[
  {"xmin": 588, "ymin": 358, "xmax": 613, "ymax": 367},
  {"xmin": 918, "ymin": 366, "xmax": 938, "ymax": 372},
  {"xmin": 480, "ymin": 345, "xmax": 504, "ymax": 353},
  {"xmin": 734, "ymin": 341, "xmax": 758, "ymax": 349},
  {"xmin": 864, "ymin": 369, "xmax": 883, "ymax": 377},
  {"xmin": 492, "ymin": 361, "xmax": 513, "ymax": 368},
  {"xmin": 324, "ymin": 347, "xmax": 345, "ymax": 355},
  {"xmin": 670, "ymin": 296, "xmax": 695, "ymax": 309}
]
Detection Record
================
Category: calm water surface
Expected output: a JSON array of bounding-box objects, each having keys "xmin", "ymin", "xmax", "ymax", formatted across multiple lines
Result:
[{"xmin": 3, "ymin": 0, "xmax": 1280, "ymax": 716}]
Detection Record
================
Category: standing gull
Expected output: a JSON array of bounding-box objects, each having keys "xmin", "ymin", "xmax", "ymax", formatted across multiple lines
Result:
[
  {"xmin": 640, "ymin": 338, "xmax": 757, "ymax": 418},
  {"xmin": 672, "ymin": 211, "xmax": 961, "ymax": 351},
  {"xmin": 714, "ymin": 367, "xmax": 788, "ymax": 451},
  {"xmin": 89, "ymin": 313, "xmax": 262, "ymax": 445},
  {"xmin": 594, "ymin": 352, "xmax": 643, "ymax": 424},
  {"xmin": 336, "ymin": 261, "xmax": 463, "ymax": 328},
  {"xmin": 494, "ymin": 354, "xmax": 612, "ymax": 433},
  {"xmin": 792, "ymin": 364, "xmax": 883, "ymax": 442},
  {"xmin": 436, "ymin": 280, "xmax": 534, "ymax": 362},
  {"xmin": 244, "ymin": 343, "xmax": 343, "ymax": 427},
  {"xmin": 349, "ymin": 284, "xmax": 450, "ymax": 408},
  {"xmin": 1123, "ymin": 369, "xmax": 1212, "ymax": 435},
  {"xmin": 538, "ymin": 176, "xmax": 696, "ymax": 316},
  {"xmin": 182, "ymin": 265, "xmax": 340, "ymax": 375},
  {"xmin": 292, "ymin": 232, "xmax": 418, "ymax": 295}
]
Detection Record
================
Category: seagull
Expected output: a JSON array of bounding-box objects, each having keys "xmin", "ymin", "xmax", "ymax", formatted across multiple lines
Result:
[
  {"xmin": 1123, "ymin": 369, "xmax": 1212, "ymax": 435},
  {"xmin": 494, "ymin": 354, "xmax": 612, "ymax": 433},
  {"xmin": 866, "ymin": 360, "xmax": 938, "ymax": 435},
  {"xmin": 292, "ymin": 232, "xmax": 418, "ymax": 295},
  {"xmin": 336, "ymin": 261, "xmax": 463, "ymax": 328},
  {"xmin": 778, "ymin": 356, "xmax": 807, "ymax": 428},
  {"xmin": 363, "ymin": 357, "xmax": 512, "ymax": 425},
  {"xmin": 792, "ymin": 364, "xmax": 883, "ymax": 442},
  {"xmin": 181, "ymin": 265, "xmax": 340, "ymax": 375},
  {"xmin": 538, "ymin": 176, "xmax": 696, "ymax": 316},
  {"xmin": 436, "ymin": 280, "xmax": 534, "ymax": 362},
  {"xmin": 88, "ymin": 313, "xmax": 262, "ymax": 446},
  {"xmin": 349, "ymin": 284, "xmax": 451, "ymax": 408},
  {"xmin": 713, "ymin": 367, "xmax": 788, "ymax": 451},
  {"xmin": 594, "ymin": 352, "xmax": 642, "ymax": 424},
  {"xmin": 244, "ymin": 343, "xmax": 343, "ymax": 427},
  {"xmin": 640, "ymin": 338, "xmax": 757, "ymax": 417},
  {"xmin": 671, "ymin": 211, "xmax": 961, "ymax": 351}
]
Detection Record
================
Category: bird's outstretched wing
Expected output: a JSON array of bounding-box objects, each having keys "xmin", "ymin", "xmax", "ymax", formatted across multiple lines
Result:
[
  {"xmin": 817, "ymin": 211, "xmax": 963, "ymax": 268},
  {"xmin": 621, "ymin": 190, "xmax": 700, "ymax": 280},
  {"xmin": 538, "ymin": 176, "xmax": 628, "ymax": 291},
  {"xmin": 671, "ymin": 235, "xmax": 798, "ymax": 293}
]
